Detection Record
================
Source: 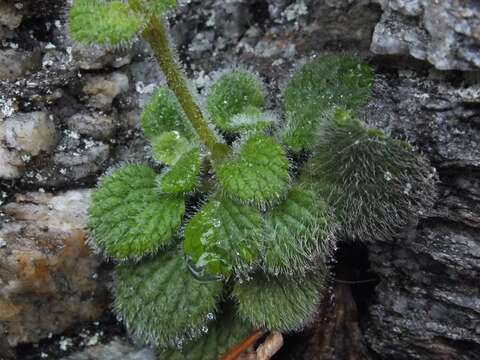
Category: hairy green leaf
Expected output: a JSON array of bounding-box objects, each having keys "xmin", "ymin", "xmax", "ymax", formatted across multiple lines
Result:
[
  {"xmin": 306, "ymin": 110, "xmax": 436, "ymax": 241},
  {"xmin": 157, "ymin": 148, "xmax": 202, "ymax": 194},
  {"xmin": 114, "ymin": 248, "xmax": 223, "ymax": 347},
  {"xmin": 88, "ymin": 164, "xmax": 185, "ymax": 260},
  {"xmin": 233, "ymin": 270, "xmax": 327, "ymax": 332},
  {"xmin": 142, "ymin": 0, "xmax": 177, "ymax": 14},
  {"xmin": 152, "ymin": 131, "xmax": 193, "ymax": 165},
  {"xmin": 207, "ymin": 70, "xmax": 266, "ymax": 132},
  {"xmin": 217, "ymin": 134, "xmax": 290, "ymax": 206},
  {"xmin": 281, "ymin": 55, "xmax": 374, "ymax": 152},
  {"xmin": 160, "ymin": 304, "xmax": 252, "ymax": 360},
  {"xmin": 141, "ymin": 87, "xmax": 196, "ymax": 141},
  {"xmin": 262, "ymin": 186, "xmax": 334, "ymax": 275},
  {"xmin": 69, "ymin": 0, "xmax": 145, "ymax": 46},
  {"xmin": 184, "ymin": 197, "xmax": 264, "ymax": 276},
  {"xmin": 227, "ymin": 113, "xmax": 276, "ymax": 134}
]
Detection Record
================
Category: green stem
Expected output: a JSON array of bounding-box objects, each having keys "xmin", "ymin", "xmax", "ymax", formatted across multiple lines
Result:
[{"xmin": 139, "ymin": 13, "xmax": 229, "ymax": 163}]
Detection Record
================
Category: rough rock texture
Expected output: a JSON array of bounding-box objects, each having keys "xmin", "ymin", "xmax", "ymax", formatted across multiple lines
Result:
[
  {"xmin": 3, "ymin": 112, "xmax": 57, "ymax": 156},
  {"xmin": 82, "ymin": 72, "xmax": 129, "ymax": 110},
  {"xmin": 371, "ymin": 0, "xmax": 480, "ymax": 70},
  {"xmin": 66, "ymin": 112, "xmax": 116, "ymax": 140},
  {"xmin": 359, "ymin": 72, "xmax": 480, "ymax": 359},
  {"xmin": 72, "ymin": 44, "xmax": 133, "ymax": 71},
  {"xmin": 0, "ymin": 0, "xmax": 479, "ymax": 359},
  {"xmin": 0, "ymin": 1, "xmax": 23, "ymax": 31},
  {"xmin": 0, "ymin": 111, "xmax": 57, "ymax": 180},
  {"xmin": 0, "ymin": 49, "xmax": 41, "ymax": 81},
  {"xmin": 60, "ymin": 337, "xmax": 156, "ymax": 360},
  {"xmin": 0, "ymin": 146, "xmax": 23, "ymax": 180},
  {"xmin": 0, "ymin": 190, "xmax": 109, "ymax": 353}
]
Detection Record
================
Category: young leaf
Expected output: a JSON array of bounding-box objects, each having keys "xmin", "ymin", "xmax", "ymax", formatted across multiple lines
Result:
[
  {"xmin": 217, "ymin": 134, "xmax": 290, "ymax": 206},
  {"xmin": 114, "ymin": 248, "xmax": 223, "ymax": 347},
  {"xmin": 207, "ymin": 70, "xmax": 266, "ymax": 132},
  {"xmin": 69, "ymin": 0, "xmax": 145, "ymax": 46},
  {"xmin": 157, "ymin": 147, "xmax": 202, "ymax": 194},
  {"xmin": 262, "ymin": 186, "xmax": 334, "ymax": 275},
  {"xmin": 160, "ymin": 304, "xmax": 252, "ymax": 360},
  {"xmin": 227, "ymin": 112, "xmax": 276, "ymax": 134},
  {"xmin": 88, "ymin": 164, "xmax": 185, "ymax": 260},
  {"xmin": 152, "ymin": 131, "xmax": 192, "ymax": 165},
  {"xmin": 233, "ymin": 269, "xmax": 327, "ymax": 332},
  {"xmin": 306, "ymin": 110, "xmax": 436, "ymax": 241},
  {"xmin": 141, "ymin": 87, "xmax": 196, "ymax": 141},
  {"xmin": 281, "ymin": 55, "xmax": 374, "ymax": 152},
  {"xmin": 184, "ymin": 197, "xmax": 264, "ymax": 276}
]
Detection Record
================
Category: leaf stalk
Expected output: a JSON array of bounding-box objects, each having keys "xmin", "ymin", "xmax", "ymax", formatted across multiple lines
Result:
[{"xmin": 134, "ymin": 6, "xmax": 229, "ymax": 162}]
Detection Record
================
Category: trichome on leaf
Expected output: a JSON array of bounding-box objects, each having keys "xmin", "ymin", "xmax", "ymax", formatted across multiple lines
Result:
[{"xmin": 69, "ymin": 0, "xmax": 436, "ymax": 358}]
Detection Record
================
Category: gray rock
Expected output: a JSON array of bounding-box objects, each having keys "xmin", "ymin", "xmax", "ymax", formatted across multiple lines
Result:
[
  {"xmin": 254, "ymin": 39, "xmax": 297, "ymax": 58},
  {"xmin": 0, "ymin": 49, "xmax": 41, "ymax": 81},
  {"xmin": 0, "ymin": 1, "xmax": 23, "ymax": 30},
  {"xmin": 61, "ymin": 337, "xmax": 156, "ymax": 360},
  {"xmin": 54, "ymin": 141, "xmax": 110, "ymax": 181},
  {"xmin": 362, "ymin": 73, "xmax": 480, "ymax": 168},
  {"xmin": 3, "ymin": 111, "xmax": 57, "ymax": 156},
  {"xmin": 66, "ymin": 112, "xmax": 116, "ymax": 140},
  {"xmin": 0, "ymin": 190, "xmax": 109, "ymax": 351},
  {"xmin": 83, "ymin": 72, "xmax": 129, "ymax": 109},
  {"xmin": 267, "ymin": 0, "xmax": 295, "ymax": 22},
  {"xmin": 211, "ymin": 0, "xmax": 253, "ymax": 42},
  {"xmin": 72, "ymin": 43, "xmax": 133, "ymax": 70},
  {"xmin": 189, "ymin": 31, "xmax": 215, "ymax": 57},
  {"xmin": 360, "ymin": 71, "xmax": 480, "ymax": 359},
  {"xmin": 366, "ymin": 221, "xmax": 480, "ymax": 359},
  {"xmin": 371, "ymin": 0, "xmax": 480, "ymax": 70},
  {"xmin": 297, "ymin": 0, "xmax": 382, "ymax": 51},
  {"xmin": 388, "ymin": 0, "xmax": 423, "ymax": 16},
  {"xmin": 0, "ymin": 146, "xmax": 24, "ymax": 179}
]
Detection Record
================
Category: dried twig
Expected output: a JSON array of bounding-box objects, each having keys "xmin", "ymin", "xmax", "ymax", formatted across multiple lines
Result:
[
  {"xmin": 222, "ymin": 330, "xmax": 265, "ymax": 360},
  {"xmin": 256, "ymin": 331, "xmax": 284, "ymax": 360}
]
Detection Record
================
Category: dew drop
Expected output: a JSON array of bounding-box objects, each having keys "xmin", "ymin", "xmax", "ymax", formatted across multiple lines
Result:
[{"xmin": 186, "ymin": 256, "xmax": 224, "ymax": 283}]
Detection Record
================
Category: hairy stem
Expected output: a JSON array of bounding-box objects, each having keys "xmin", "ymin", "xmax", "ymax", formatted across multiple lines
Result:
[{"xmin": 139, "ymin": 12, "xmax": 229, "ymax": 162}]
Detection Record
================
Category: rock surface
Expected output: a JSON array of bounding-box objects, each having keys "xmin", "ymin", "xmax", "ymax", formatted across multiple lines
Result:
[
  {"xmin": 0, "ymin": 147, "xmax": 24, "ymax": 180},
  {"xmin": 72, "ymin": 44, "xmax": 133, "ymax": 71},
  {"xmin": 371, "ymin": 0, "xmax": 480, "ymax": 70},
  {"xmin": 0, "ymin": 50, "xmax": 41, "ymax": 81},
  {"xmin": 83, "ymin": 72, "xmax": 129, "ymax": 109},
  {"xmin": 0, "ymin": 1, "xmax": 23, "ymax": 31},
  {"xmin": 3, "ymin": 112, "xmax": 57, "ymax": 156},
  {"xmin": 0, "ymin": 190, "xmax": 109, "ymax": 352},
  {"xmin": 66, "ymin": 112, "xmax": 116, "ymax": 140},
  {"xmin": 360, "ymin": 71, "xmax": 480, "ymax": 360},
  {"xmin": 0, "ymin": 0, "xmax": 479, "ymax": 359},
  {"xmin": 60, "ymin": 338, "xmax": 156, "ymax": 360}
]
